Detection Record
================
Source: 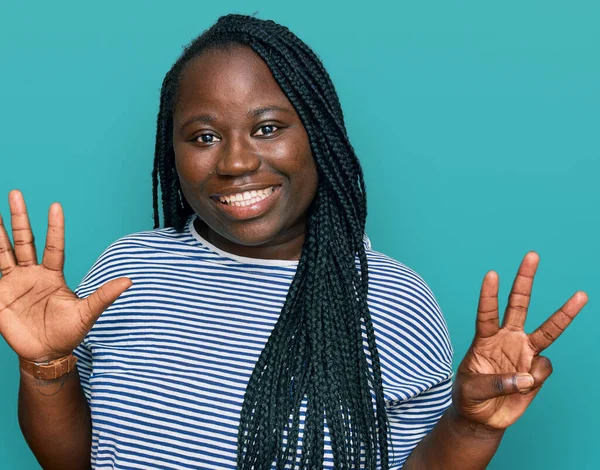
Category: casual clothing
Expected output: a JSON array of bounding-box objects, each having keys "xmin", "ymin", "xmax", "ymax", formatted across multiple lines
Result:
[{"xmin": 74, "ymin": 217, "xmax": 453, "ymax": 469}]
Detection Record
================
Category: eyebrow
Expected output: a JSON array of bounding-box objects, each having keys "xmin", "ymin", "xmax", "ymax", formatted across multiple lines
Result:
[
  {"xmin": 248, "ymin": 105, "xmax": 294, "ymax": 117},
  {"xmin": 181, "ymin": 114, "xmax": 216, "ymax": 129},
  {"xmin": 180, "ymin": 105, "xmax": 294, "ymax": 131}
]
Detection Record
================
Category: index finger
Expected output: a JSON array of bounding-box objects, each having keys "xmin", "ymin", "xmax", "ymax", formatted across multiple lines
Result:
[
  {"xmin": 528, "ymin": 291, "xmax": 588, "ymax": 352},
  {"xmin": 476, "ymin": 270, "xmax": 500, "ymax": 338},
  {"xmin": 41, "ymin": 203, "xmax": 65, "ymax": 272}
]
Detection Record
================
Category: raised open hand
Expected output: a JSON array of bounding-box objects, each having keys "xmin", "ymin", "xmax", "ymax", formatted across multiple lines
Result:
[
  {"xmin": 0, "ymin": 190, "xmax": 131, "ymax": 363},
  {"xmin": 453, "ymin": 252, "xmax": 588, "ymax": 429}
]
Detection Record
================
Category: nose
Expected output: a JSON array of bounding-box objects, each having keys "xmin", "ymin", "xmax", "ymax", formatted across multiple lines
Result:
[{"xmin": 216, "ymin": 134, "xmax": 261, "ymax": 176}]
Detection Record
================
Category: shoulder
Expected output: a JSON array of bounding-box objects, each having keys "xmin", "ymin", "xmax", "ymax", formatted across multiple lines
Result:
[
  {"xmin": 362, "ymin": 236, "xmax": 440, "ymax": 308},
  {"xmin": 87, "ymin": 226, "xmax": 193, "ymax": 271},
  {"xmin": 364, "ymin": 245, "xmax": 454, "ymax": 387},
  {"xmin": 75, "ymin": 227, "xmax": 194, "ymax": 295},
  {"xmin": 367, "ymin": 248, "xmax": 437, "ymax": 301},
  {"xmin": 96, "ymin": 226, "xmax": 192, "ymax": 257},
  {"xmin": 365, "ymin": 247, "xmax": 444, "ymax": 330}
]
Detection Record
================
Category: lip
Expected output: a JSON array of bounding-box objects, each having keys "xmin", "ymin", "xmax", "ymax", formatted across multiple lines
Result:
[{"xmin": 212, "ymin": 185, "xmax": 282, "ymax": 220}]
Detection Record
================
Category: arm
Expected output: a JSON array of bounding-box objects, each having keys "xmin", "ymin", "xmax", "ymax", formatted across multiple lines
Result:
[
  {"xmin": 0, "ymin": 191, "xmax": 131, "ymax": 469},
  {"xmin": 18, "ymin": 367, "xmax": 92, "ymax": 470},
  {"xmin": 403, "ymin": 406, "xmax": 504, "ymax": 470},
  {"xmin": 404, "ymin": 253, "xmax": 586, "ymax": 469}
]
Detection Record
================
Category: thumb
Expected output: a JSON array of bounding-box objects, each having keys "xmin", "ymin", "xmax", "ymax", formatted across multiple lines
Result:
[
  {"xmin": 77, "ymin": 277, "xmax": 132, "ymax": 329},
  {"xmin": 462, "ymin": 372, "xmax": 535, "ymax": 401}
]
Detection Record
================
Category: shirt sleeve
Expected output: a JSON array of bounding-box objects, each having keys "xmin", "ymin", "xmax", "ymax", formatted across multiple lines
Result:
[
  {"xmin": 73, "ymin": 339, "xmax": 93, "ymax": 403},
  {"xmin": 384, "ymin": 294, "xmax": 454, "ymax": 470},
  {"xmin": 387, "ymin": 376, "xmax": 453, "ymax": 468},
  {"xmin": 366, "ymin": 254, "xmax": 454, "ymax": 469},
  {"xmin": 73, "ymin": 275, "xmax": 100, "ymax": 404},
  {"xmin": 71, "ymin": 237, "xmax": 134, "ymax": 404}
]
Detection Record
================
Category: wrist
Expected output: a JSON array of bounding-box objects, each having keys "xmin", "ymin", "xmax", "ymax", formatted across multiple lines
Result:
[
  {"xmin": 447, "ymin": 404, "xmax": 505, "ymax": 441},
  {"xmin": 19, "ymin": 353, "xmax": 78, "ymax": 381},
  {"xmin": 20, "ymin": 351, "xmax": 75, "ymax": 363}
]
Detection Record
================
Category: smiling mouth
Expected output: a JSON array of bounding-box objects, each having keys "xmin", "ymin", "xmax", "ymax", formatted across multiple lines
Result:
[{"xmin": 216, "ymin": 186, "xmax": 277, "ymax": 207}]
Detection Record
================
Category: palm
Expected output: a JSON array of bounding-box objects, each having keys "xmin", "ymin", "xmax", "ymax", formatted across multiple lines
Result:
[
  {"xmin": 0, "ymin": 265, "xmax": 83, "ymax": 361},
  {"xmin": 453, "ymin": 253, "xmax": 587, "ymax": 429},
  {"xmin": 0, "ymin": 191, "xmax": 131, "ymax": 363},
  {"xmin": 459, "ymin": 330, "xmax": 538, "ymax": 427}
]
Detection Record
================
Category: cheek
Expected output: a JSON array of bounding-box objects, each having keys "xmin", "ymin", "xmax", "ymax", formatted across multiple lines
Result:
[
  {"xmin": 298, "ymin": 144, "xmax": 319, "ymax": 193},
  {"xmin": 279, "ymin": 133, "xmax": 318, "ymax": 187},
  {"xmin": 287, "ymin": 155, "xmax": 318, "ymax": 212},
  {"xmin": 304, "ymin": 165, "xmax": 319, "ymax": 205},
  {"xmin": 174, "ymin": 147, "xmax": 212, "ymax": 188}
]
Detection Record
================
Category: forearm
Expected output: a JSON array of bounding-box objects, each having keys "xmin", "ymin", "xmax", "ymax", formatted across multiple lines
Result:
[
  {"xmin": 403, "ymin": 405, "xmax": 504, "ymax": 470},
  {"xmin": 18, "ymin": 367, "xmax": 92, "ymax": 470}
]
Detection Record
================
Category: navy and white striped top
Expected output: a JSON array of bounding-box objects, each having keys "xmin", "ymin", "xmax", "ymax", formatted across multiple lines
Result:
[{"xmin": 74, "ymin": 217, "xmax": 453, "ymax": 469}]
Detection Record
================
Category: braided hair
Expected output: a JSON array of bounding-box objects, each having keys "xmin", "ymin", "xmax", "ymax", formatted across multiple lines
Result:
[{"xmin": 152, "ymin": 14, "xmax": 389, "ymax": 469}]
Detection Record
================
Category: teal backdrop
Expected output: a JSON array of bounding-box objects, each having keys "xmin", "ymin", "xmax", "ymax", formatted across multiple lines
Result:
[{"xmin": 0, "ymin": 0, "xmax": 598, "ymax": 468}]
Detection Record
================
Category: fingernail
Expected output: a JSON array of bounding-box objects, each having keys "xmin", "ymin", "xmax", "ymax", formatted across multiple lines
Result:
[{"xmin": 516, "ymin": 373, "xmax": 534, "ymax": 391}]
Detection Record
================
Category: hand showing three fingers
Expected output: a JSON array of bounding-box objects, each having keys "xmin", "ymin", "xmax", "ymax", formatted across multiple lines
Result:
[
  {"xmin": 0, "ymin": 190, "xmax": 131, "ymax": 363},
  {"xmin": 453, "ymin": 252, "xmax": 588, "ymax": 429}
]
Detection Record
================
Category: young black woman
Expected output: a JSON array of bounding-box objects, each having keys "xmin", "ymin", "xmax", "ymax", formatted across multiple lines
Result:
[{"xmin": 0, "ymin": 14, "xmax": 587, "ymax": 470}]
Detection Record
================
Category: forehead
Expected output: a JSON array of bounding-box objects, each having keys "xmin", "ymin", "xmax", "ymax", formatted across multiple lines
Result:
[{"xmin": 174, "ymin": 45, "xmax": 291, "ymax": 118}]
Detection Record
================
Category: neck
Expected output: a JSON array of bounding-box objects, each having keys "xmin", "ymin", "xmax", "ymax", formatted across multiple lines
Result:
[{"xmin": 194, "ymin": 219, "xmax": 305, "ymax": 261}]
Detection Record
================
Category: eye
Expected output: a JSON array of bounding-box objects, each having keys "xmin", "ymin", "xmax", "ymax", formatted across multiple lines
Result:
[
  {"xmin": 254, "ymin": 124, "xmax": 279, "ymax": 137},
  {"xmin": 195, "ymin": 133, "xmax": 221, "ymax": 144}
]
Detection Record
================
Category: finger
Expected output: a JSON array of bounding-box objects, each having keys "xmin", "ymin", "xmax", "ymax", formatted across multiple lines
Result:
[
  {"xmin": 475, "ymin": 271, "xmax": 500, "ymax": 338},
  {"xmin": 529, "ymin": 355, "xmax": 553, "ymax": 389},
  {"xmin": 0, "ymin": 212, "xmax": 17, "ymax": 276},
  {"xmin": 9, "ymin": 190, "xmax": 38, "ymax": 266},
  {"xmin": 41, "ymin": 203, "xmax": 65, "ymax": 272},
  {"xmin": 461, "ymin": 372, "xmax": 535, "ymax": 401},
  {"xmin": 528, "ymin": 291, "xmax": 588, "ymax": 353},
  {"xmin": 502, "ymin": 252, "xmax": 539, "ymax": 330},
  {"xmin": 77, "ymin": 277, "xmax": 133, "ymax": 329}
]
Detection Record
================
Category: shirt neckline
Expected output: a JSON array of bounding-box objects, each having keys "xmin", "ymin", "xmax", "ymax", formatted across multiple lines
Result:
[{"xmin": 187, "ymin": 216, "xmax": 300, "ymax": 267}]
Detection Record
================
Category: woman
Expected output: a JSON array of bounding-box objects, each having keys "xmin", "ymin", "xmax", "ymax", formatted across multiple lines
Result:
[{"xmin": 0, "ymin": 14, "xmax": 587, "ymax": 470}]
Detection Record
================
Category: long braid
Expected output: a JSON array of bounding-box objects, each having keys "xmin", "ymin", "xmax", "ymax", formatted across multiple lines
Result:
[{"xmin": 151, "ymin": 14, "xmax": 390, "ymax": 468}]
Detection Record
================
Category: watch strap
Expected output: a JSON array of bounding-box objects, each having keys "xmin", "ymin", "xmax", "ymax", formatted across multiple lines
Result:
[{"xmin": 19, "ymin": 354, "xmax": 78, "ymax": 380}]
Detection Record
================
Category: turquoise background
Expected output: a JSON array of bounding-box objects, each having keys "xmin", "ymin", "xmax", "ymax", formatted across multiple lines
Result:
[{"xmin": 0, "ymin": 0, "xmax": 598, "ymax": 468}]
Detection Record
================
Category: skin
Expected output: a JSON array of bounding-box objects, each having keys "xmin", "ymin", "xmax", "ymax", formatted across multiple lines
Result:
[
  {"xmin": 0, "ymin": 45, "xmax": 588, "ymax": 469},
  {"xmin": 173, "ymin": 45, "xmax": 318, "ymax": 260},
  {"xmin": 0, "ymin": 193, "xmax": 130, "ymax": 470},
  {"xmin": 404, "ymin": 257, "xmax": 588, "ymax": 469}
]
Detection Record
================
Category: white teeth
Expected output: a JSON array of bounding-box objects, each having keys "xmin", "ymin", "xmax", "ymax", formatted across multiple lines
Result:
[{"xmin": 218, "ymin": 186, "xmax": 275, "ymax": 205}]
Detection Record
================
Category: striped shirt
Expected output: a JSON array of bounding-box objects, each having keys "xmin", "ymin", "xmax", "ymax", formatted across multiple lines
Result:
[{"xmin": 74, "ymin": 217, "xmax": 453, "ymax": 469}]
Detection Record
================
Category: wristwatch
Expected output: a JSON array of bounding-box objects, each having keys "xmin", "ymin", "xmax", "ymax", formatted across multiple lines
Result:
[{"xmin": 19, "ymin": 354, "xmax": 78, "ymax": 380}]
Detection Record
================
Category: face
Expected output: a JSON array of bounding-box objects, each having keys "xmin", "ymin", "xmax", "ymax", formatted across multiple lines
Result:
[{"xmin": 172, "ymin": 45, "xmax": 318, "ymax": 260}]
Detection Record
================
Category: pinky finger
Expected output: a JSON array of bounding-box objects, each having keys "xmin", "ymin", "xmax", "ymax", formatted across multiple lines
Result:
[{"xmin": 529, "ymin": 355, "xmax": 553, "ymax": 390}]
